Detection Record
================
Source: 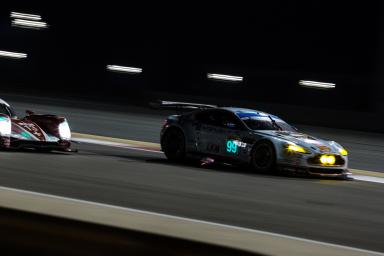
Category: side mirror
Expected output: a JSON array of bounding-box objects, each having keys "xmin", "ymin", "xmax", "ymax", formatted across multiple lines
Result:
[{"xmin": 26, "ymin": 110, "xmax": 35, "ymax": 115}]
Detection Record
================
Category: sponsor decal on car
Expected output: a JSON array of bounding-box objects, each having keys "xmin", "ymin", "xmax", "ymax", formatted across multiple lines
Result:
[
  {"xmin": 317, "ymin": 145, "xmax": 331, "ymax": 152},
  {"xmin": 226, "ymin": 140, "xmax": 247, "ymax": 154},
  {"xmin": 14, "ymin": 121, "xmax": 45, "ymax": 140},
  {"xmin": 206, "ymin": 143, "xmax": 220, "ymax": 153}
]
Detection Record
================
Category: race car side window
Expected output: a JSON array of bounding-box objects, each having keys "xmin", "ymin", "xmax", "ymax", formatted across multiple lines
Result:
[
  {"xmin": 195, "ymin": 110, "xmax": 220, "ymax": 126},
  {"xmin": 0, "ymin": 104, "xmax": 15, "ymax": 117},
  {"xmin": 6, "ymin": 106, "xmax": 17, "ymax": 118},
  {"xmin": 195, "ymin": 110, "xmax": 245, "ymax": 129},
  {"xmin": 219, "ymin": 111, "xmax": 245, "ymax": 130}
]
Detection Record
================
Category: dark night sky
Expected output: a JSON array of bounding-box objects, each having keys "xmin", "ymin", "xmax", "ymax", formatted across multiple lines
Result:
[
  {"xmin": 0, "ymin": 1, "xmax": 382, "ymax": 110},
  {"xmin": 3, "ymin": 1, "xmax": 380, "ymax": 72}
]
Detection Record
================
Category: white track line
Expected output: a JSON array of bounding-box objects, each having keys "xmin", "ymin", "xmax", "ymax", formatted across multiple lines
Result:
[
  {"xmin": 353, "ymin": 175, "xmax": 384, "ymax": 184},
  {"xmin": 72, "ymin": 137, "xmax": 162, "ymax": 154},
  {"xmin": 0, "ymin": 185, "xmax": 383, "ymax": 256}
]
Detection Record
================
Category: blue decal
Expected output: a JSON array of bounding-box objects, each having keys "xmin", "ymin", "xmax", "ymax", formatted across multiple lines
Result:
[
  {"xmin": 235, "ymin": 111, "xmax": 281, "ymax": 120},
  {"xmin": 235, "ymin": 112, "xmax": 262, "ymax": 118},
  {"xmin": 226, "ymin": 140, "xmax": 238, "ymax": 154}
]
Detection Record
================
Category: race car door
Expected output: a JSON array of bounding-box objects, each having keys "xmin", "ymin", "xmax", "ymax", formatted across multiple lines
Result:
[
  {"xmin": 193, "ymin": 110, "xmax": 222, "ymax": 155},
  {"xmin": 194, "ymin": 110, "xmax": 245, "ymax": 158},
  {"xmin": 214, "ymin": 110, "xmax": 247, "ymax": 159}
]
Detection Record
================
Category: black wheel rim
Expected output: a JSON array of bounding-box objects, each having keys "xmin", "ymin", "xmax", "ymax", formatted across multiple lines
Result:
[
  {"xmin": 253, "ymin": 144, "xmax": 272, "ymax": 168},
  {"xmin": 166, "ymin": 132, "xmax": 184, "ymax": 155}
]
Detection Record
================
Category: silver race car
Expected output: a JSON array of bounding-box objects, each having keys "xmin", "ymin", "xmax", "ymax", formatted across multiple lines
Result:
[{"xmin": 156, "ymin": 101, "xmax": 349, "ymax": 178}]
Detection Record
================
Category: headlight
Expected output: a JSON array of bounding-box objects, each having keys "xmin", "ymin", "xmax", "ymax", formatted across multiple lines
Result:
[
  {"xmin": 330, "ymin": 141, "xmax": 348, "ymax": 156},
  {"xmin": 320, "ymin": 155, "xmax": 336, "ymax": 165},
  {"xmin": 58, "ymin": 120, "xmax": 71, "ymax": 140},
  {"xmin": 286, "ymin": 143, "xmax": 309, "ymax": 154},
  {"xmin": 339, "ymin": 147, "xmax": 348, "ymax": 156},
  {"xmin": 0, "ymin": 116, "xmax": 11, "ymax": 136}
]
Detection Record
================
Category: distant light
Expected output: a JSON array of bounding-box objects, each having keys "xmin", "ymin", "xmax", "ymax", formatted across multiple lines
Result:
[
  {"xmin": 299, "ymin": 80, "xmax": 336, "ymax": 89},
  {"xmin": 207, "ymin": 73, "xmax": 243, "ymax": 82},
  {"xmin": 12, "ymin": 19, "xmax": 48, "ymax": 29},
  {"xmin": 10, "ymin": 12, "xmax": 41, "ymax": 21},
  {"xmin": 107, "ymin": 65, "xmax": 143, "ymax": 74},
  {"xmin": 0, "ymin": 50, "xmax": 27, "ymax": 59}
]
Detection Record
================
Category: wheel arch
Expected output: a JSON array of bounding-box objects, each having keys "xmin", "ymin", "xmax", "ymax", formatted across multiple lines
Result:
[
  {"xmin": 250, "ymin": 138, "xmax": 277, "ymax": 156},
  {"xmin": 249, "ymin": 138, "xmax": 278, "ymax": 172},
  {"xmin": 161, "ymin": 125, "xmax": 186, "ymax": 150}
]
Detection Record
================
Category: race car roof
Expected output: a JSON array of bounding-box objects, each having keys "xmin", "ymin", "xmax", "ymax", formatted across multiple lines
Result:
[{"xmin": 221, "ymin": 107, "xmax": 281, "ymax": 120}]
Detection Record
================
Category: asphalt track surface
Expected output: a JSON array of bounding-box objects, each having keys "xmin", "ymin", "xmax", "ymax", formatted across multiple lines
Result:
[{"xmin": 1, "ymin": 94, "xmax": 384, "ymax": 252}]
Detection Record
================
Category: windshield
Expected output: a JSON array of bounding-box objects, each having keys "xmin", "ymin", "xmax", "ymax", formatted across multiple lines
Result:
[
  {"xmin": 0, "ymin": 104, "xmax": 16, "ymax": 118},
  {"xmin": 241, "ymin": 116, "xmax": 297, "ymax": 132}
]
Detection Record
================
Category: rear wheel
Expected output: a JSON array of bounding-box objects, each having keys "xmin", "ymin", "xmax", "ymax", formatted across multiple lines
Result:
[
  {"xmin": 251, "ymin": 141, "xmax": 276, "ymax": 173},
  {"xmin": 162, "ymin": 128, "xmax": 186, "ymax": 161}
]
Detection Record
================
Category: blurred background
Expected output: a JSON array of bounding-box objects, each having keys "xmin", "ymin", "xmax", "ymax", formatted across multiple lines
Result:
[{"xmin": 0, "ymin": 1, "xmax": 383, "ymax": 129}]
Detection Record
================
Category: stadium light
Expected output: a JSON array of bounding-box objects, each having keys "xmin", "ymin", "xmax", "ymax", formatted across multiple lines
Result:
[
  {"xmin": 299, "ymin": 80, "xmax": 336, "ymax": 89},
  {"xmin": 107, "ymin": 65, "xmax": 143, "ymax": 74},
  {"xmin": 10, "ymin": 12, "xmax": 41, "ymax": 21},
  {"xmin": 0, "ymin": 50, "xmax": 27, "ymax": 59},
  {"xmin": 12, "ymin": 19, "xmax": 48, "ymax": 29},
  {"xmin": 207, "ymin": 73, "xmax": 243, "ymax": 82}
]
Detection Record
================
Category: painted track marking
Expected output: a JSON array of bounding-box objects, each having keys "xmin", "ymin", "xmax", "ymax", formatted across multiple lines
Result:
[{"xmin": 0, "ymin": 185, "xmax": 383, "ymax": 256}]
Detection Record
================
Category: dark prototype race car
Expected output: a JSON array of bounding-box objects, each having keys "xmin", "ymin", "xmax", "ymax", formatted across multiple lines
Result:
[
  {"xmin": 156, "ymin": 101, "xmax": 350, "ymax": 178},
  {"xmin": 0, "ymin": 98, "xmax": 73, "ymax": 152}
]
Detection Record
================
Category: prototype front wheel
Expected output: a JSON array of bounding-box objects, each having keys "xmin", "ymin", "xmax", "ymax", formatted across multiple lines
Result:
[
  {"xmin": 162, "ymin": 128, "xmax": 186, "ymax": 162},
  {"xmin": 251, "ymin": 141, "xmax": 276, "ymax": 173}
]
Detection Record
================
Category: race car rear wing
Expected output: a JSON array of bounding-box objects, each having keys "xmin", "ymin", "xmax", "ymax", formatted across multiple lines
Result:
[{"xmin": 149, "ymin": 100, "xmax": 217, "ymax": 111}]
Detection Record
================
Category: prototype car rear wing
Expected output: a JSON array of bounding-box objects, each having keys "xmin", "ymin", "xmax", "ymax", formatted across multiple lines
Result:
[{"xmin": 149, "ymin": 100, "xmax": 217, "ymax": 111}]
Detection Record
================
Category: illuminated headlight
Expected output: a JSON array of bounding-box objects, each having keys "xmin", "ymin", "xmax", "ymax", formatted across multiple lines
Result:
[
  {"xmin": 58, "ymin": 120, "xmax": 71, "ymax": 140},
  {"xmin": 329, "ymin": 141, "xmax": 348, "ymax": 156},
  {"xmin": 285, "ymin": 143, "xmax": 309, "ymax": 154},
  {"xmin": 339, "ymin": 147, "xmax": 348, "ymax": 156},
  {"xmin": 320, "ymin": 155, "xmax": 336, "ymax": 165},
  {"xmin": 0, "ymin": 116, "xmax": 11, "ymax": 136}
]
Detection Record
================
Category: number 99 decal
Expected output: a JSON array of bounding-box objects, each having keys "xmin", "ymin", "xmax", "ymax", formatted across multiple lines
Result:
[{"xmin": 226, "ymin": 140, "xmax": 238, "ymax": 154}]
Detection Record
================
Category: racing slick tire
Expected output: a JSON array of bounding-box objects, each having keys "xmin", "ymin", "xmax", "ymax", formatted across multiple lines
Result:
[
  {"xmin": 162, "ymin": 128, "xmax": 186, "ymax": 162},
  {"xmin": 251, "ymin": 140, "xmax": 276, "ymax": 173}
]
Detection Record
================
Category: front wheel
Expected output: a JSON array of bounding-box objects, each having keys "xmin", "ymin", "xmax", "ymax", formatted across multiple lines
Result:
[
  {"xmin": 251, "ymin": 141, "xmax": 276, "ymax": 173},
  {"xmin": 162, "ymin": 128, "xmax": 186, "ymax": 162}
]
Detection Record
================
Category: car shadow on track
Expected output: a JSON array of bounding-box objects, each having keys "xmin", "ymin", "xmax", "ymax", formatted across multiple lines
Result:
[
  {"xmin": 65, "ymin": 146, "xmax": 353, "ymax": 182},
  {"xmin": 0, "ymin": 149, "xmax": 74, "ymax": 155},
  {"xmin": 144, "ymin": 158, "xmax": 352, "ymax": 182}
]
